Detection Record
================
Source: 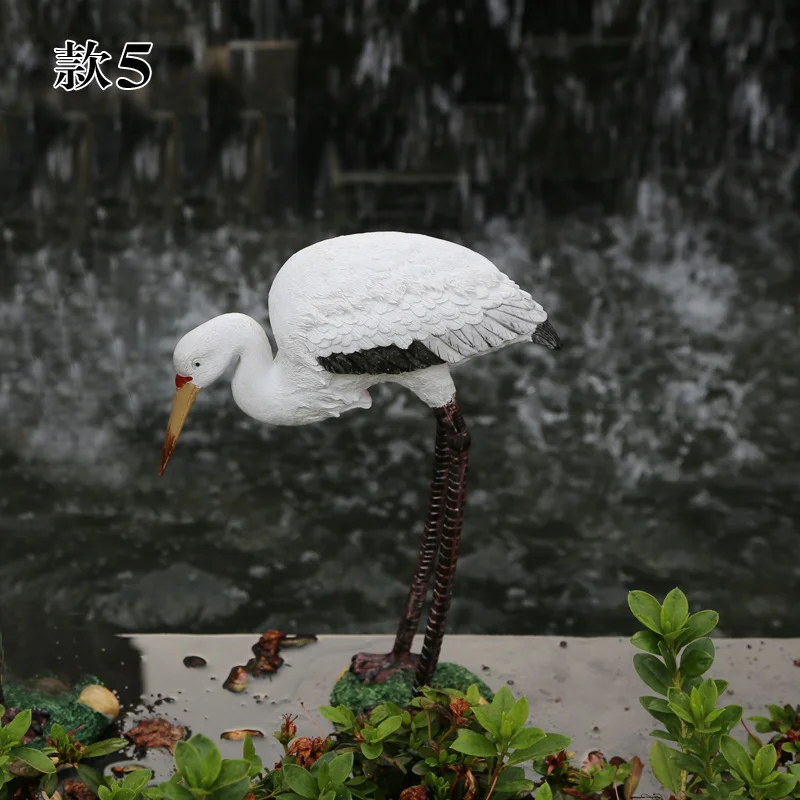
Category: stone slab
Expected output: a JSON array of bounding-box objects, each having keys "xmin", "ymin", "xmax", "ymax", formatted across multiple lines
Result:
[{"xmin": 118, "ymin": 634, "xmax": 800, "ymax": 793}]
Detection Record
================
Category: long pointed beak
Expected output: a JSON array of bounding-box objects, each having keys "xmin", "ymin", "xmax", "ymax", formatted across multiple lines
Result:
[{"xmin": 159, "ymin": 380, "xmax": 200, "ymax": 476}]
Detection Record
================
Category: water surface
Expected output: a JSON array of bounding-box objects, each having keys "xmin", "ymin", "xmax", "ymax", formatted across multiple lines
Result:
[{"xmin": 1, "ymin": 187, "xmax": 798, "ymax": 650}]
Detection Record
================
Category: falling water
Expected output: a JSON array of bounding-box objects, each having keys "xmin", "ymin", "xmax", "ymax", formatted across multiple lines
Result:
[{"xmin": 0, "ymin": 1, "xmax": 798, "ymax": 656}]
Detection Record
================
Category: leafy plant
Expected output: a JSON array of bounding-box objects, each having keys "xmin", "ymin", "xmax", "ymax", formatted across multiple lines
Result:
[
  {"xmin": 0, "ymin": 707, "xmax": 56, "ymax": 800},
  {"xmin": 1, "ymin": 586, "xmax": 797, "ymax": 800},
  {"xmin": 263, "ymin": 683, "xmax": 573, "ymax": 800},
  {"xmin": 629, "ymin": 588, "xmax": 800, "ymax": 800},
  {"xmin": 45, "ymin": 721, "xmax": 129, "ymax": 766},
  {"xmin": 144, "ymin": 733, "xmax": 260, "ymax": 800},
  {"xmin": 748, "ymin": 704, "xmax": 800, "ymax": 764},
  {"xmin": 78, "ymin": 765, "xmax": 155, "ymax": 800}
]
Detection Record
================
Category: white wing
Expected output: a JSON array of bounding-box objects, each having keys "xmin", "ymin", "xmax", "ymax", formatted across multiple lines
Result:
[{"xmin": 269, "ymin": 232, "xmax": 547, "ymax": 365}]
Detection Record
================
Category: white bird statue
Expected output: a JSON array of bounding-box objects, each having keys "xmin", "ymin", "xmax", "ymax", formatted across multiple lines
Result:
[{"xmin": 159, "ymin": 231, "xmax": 560, "ymax": 690}]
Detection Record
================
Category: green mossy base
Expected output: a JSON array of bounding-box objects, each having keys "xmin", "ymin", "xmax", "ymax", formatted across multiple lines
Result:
[
  {"xmin": 330, "ymin": 662, "xmax": 494, "ymax": 713},
  {"xmin": 3, "ymin": 676, "xmax": 111, "ymax": 746}
]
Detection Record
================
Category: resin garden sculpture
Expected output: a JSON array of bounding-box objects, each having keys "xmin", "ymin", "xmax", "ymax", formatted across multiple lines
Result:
[{"xmin": 159, "ymin": 231, "xmax": 560, "ymax": 705}]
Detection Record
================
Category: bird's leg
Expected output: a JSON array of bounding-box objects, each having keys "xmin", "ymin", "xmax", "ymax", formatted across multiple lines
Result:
[
  {"xmin": 413, "ymin": 398, "xmax": 470, "ymax": 692},
  {"xmin": 391, "ymin": 417, "xmax": 450, "ymax": 656},
  {"xmin": 349, "ymin": 416, "xmax": 450, "ymax": 684}
]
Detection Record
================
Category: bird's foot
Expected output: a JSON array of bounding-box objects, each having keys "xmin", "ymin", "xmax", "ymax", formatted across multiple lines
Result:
[{"xmin": 349, "ymin": 650, "xmax": 419, "ymax": 685}]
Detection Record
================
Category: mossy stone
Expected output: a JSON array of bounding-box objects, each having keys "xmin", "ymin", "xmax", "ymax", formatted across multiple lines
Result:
[
  {"xmin": 330, "ymin": 662, "xmax": 494, "ymax": 712},
  {"xmin": 3, "ymin": 676, "xmax": 111, "ymax": 746}
]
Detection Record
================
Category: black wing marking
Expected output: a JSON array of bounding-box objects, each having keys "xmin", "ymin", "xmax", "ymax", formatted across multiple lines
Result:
[
  {"xmin": 318, "ymin": 340, "xmax": 446, "ymax": 375},
  {"xmin": 531, "ymin": 320, "xmax": 562, "ymax": 350}
]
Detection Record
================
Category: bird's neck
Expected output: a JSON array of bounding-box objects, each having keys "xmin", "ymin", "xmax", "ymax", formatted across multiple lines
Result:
[
  {"xmin": 229, "ymin": 324, "xmax": 280, "ymax": 421},
  {"xmin": 229, "ymin": 327, "xmax": 312, "ymax": 425}
]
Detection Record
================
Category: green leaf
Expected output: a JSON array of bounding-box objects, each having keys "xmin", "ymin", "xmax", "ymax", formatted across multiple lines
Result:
[
  {"xmin": 471, "ymin": 706, "xmax": 499, "ymax": 737},
  {"xmin": 41, "ymin": 770, "xmax": 59, "ymax": 798},
  {"xmin": 75, "ymin": 764, "xmax": 105, "ymax": 794},
  {"xmin": 160, "ymin": 782, "xmax": 195, "ymax": 800},
  {"xmin": 318, "ymin": 707, "xmax": 346, "ymax": 725},
  {"xmin": 283, "ymin": 764, "xmax": 320, "ymax": 799},
  {"xmin": 199, "ymin": 743, "xmax": 223, "ymax": 787},
  {"xmin": 210, "ymin": 760, "xmax": 249, "ymax": 789},
  {"xmin": 368, "ymin": 706, "xmax": 389, "ymax": 725},
  {"xmin": 660, "ymin": 588, "xmax": 689, "ymax": 634},
  {"xmin": 509, "ymin": 727, "xmax": 544, "ymax": 750},
  {"xmin": 630, "ymin": 630, "xmax": 661, "ymax": 655},
  {"xmin": 717, "ymin": 705, "xmax": 743, "ymax": 735},
  {"xmin": 359, "ymin": 742, "xmax": 382, "ymax": 760},
  {"xmin": 639, "ymin": 696, "xmax": 680, "ymax": 731},
  {"xmin": 360, "ymin": 725, "xmax": 377, "ymax": 744},
  {"xmin": 650, "ymin": 741, "xmax": 683, "ymax": 794},
  {"xmin": 680, "ymin": 639, "xmax": 715, "ymax": 679},
  {"xmin": 450, "ymin": 730, "xmax": 497, "ymax": 759},
  {"xmin": 327, "ymin": 753, "xmax": 353, "ymax": 787},
  {"xmin": 753, "ymin": 745, "xmax": 778, "ymax": 782},
  {"xmin": 173, "ymin": 741, "xmax": 204, "ymax": 787},
  {"xmin": 0, "ymin": 711, "xmax": 32, "ymax": 746},
  {"xmin": 535, "ymin": 783, "xmax": 553, "ymax": 800},
  {"xmin": 7, "ymin": 747, "xmax": 54, "ymax": 774},
  {"xmin": 669, "ymin": 751, "xmax": 707, "ymax": 776},
  {"xmin": 712, "ymin": 679, "xmax": 728, "ymax": 696},
  {"xmin": 48, "ymin": 724, "xmax": 67, "ymax": 743},
  {"xmin": 187, "ymin": 735, "xmax": 222, "ymax": 776},
  {"xmin": 588, "ymin": 767, "xmax": 616, "ymax": 791},
  {"xmin": 667, "ymin": 688, "xmax": 696, "ymax": 724},
  {"xmin": 491, "ymin": 686, "xmax": 515, "ymax": 720},
  {"xmin": 764, "ymin": 773, "xmax": 799, "ymax": 798},
  {"xmin": 506, "ymin": 734, "xmax": 572, "ymax": 766},
  {"xmin": 494, "ymin": 767, "xmax": 526, "ymax": 785},
  {"xmin": 207, "ymin": 777, "xmax": 250, "ymax": 800},
  {"xmin": 657, "ymin": 640, "xmax": 677, "ymax": 674},
  {"xmin": 374, "ymin": 717, "xmax": 402, "ymax": 741},
  {"xmin": 466, "ymin": 685, "xmax": 481, "ymax": 705},
  {"xmin": 316, "ymin": 761, "xmax": 331, "ymax": 790},
  {"xmin": 242, "ymin": 735, "xmax": 256, "ymax": 765},
  {"xmin": 123, "ymin": 769, "xmax": 154, "ymax": 793},
  {"xmin": 493, "ymin": 779, "xmax": 536, "ymax": 794},
  {"xmin": 505, "ymin": 697, "xmax": 529, "ymax": 737},
  {"xmin": 697, "ymin": 678, "xmax": 719, "ymax": 718},
  {"xmin": 720, "ymin": 735, "xmax": 754, "ymax": 783},
  {"xmin": 674, "ymin": 610, "xmax": 719, "ymax": 650},
  {"xmin": 633, "ymin": 653, "xmax": 673, "ymax": 696},
  {"xmin": 628, "ymin": 591, "xmax": 663, "ymax": 634},
  {"xmin": 83, "ymin": 738, "xmax": 130, "ymax": 759},
  {"xmin": 749, "ymin": 716, "xmax": 774, "ymax": 734}
]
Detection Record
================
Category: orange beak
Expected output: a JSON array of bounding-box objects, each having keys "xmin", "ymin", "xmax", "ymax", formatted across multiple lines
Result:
[{"xmin": 159, "ymin": 377, "xmax": 200, "ymax": 476}]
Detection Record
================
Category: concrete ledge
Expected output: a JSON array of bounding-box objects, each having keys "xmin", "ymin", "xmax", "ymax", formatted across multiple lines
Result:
[{"xmin": 120, "ymin": 634, "xmax": 799, "ymax": 793}]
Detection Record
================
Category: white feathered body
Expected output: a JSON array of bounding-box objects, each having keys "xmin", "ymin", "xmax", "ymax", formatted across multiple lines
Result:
[
  {"xmin": 270, "ymin": 231, "xmax": 546, "ymax": 362},
  {"xmin": 245, "ymin": 232, "xmax": 547, "ymax": 423},
  {"xmin": 177, "ymin": 232, "xmax": 551, "ymax": 427}
]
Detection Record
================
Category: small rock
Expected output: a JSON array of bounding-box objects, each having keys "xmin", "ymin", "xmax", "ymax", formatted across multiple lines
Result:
[
  {"xmin": 221, "ymin": 729, "xmax": 264, "ymax": 740},
  {"xmin": 33, "ymin": 677, "xmax": 71, "ymax": 696},
  {"xmin": 78, "ymin": 685, "xmax": 120, "ymax": 721},
  {"xmin": 223, "ymin": 666, "xmax": 249, "ymax": 693}
]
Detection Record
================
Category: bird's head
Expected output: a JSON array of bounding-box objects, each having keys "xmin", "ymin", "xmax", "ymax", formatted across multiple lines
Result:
[{"xmin": 159, "ymin": 317, "xmax": 239, "ymax": 476}]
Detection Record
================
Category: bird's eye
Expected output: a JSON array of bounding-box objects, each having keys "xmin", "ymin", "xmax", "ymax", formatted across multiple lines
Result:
[{"xmin": 194, "ymin": 361, "xmax": 201, "ymax": 368}]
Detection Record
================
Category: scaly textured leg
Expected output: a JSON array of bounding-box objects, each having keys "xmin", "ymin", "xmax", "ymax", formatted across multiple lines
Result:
[
  {"xmin": 414, "ymin": 398, "xmax": 470, "ymax": 691},
  {"xmin": 349, "ymin": 415, "xmax": 450, "ymax": 684}
]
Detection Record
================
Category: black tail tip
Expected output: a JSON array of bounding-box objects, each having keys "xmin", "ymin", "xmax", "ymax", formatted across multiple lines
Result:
[{"xmin": 531, "ymin": 319, "xmax": 562, "ymax": 350}]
